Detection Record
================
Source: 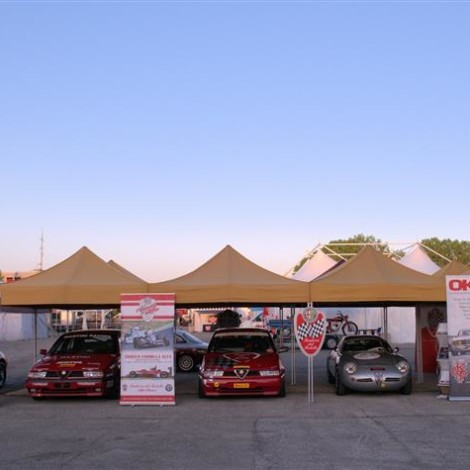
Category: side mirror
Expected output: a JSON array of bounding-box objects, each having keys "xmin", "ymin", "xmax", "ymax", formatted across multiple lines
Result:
[
  {"xmin": 394, "ymin": 347, "xmax": 400, "ymax": 353},
  {"xmin": 39, "ymin": 348, "xmax": 48, "ymax": 356}
]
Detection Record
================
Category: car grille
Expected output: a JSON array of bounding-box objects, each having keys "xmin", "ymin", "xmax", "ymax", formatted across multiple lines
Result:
[
  {"xmin": 356, "ymin": 377, "xmax": 401, "ymax": 383},
  {"xmin": 45, "ymin": 371, "xmax": 84, "ymax": 378},
  {"xmin": 223, "ymin": 371, "xmax": 260, "ymax": 378}
]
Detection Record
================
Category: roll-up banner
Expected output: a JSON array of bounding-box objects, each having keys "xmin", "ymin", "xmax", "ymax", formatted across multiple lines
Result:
[
  {"xmin": 446, "ymin": 276, "xmax": 470, "ymax": 401},
  {"xmin": 120, "ymin": 293, "xmax": 176, "ymax": 406}
]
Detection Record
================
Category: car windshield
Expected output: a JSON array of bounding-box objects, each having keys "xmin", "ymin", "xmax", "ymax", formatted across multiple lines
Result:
[
  {"xmin": 176, "ymin": 331, "xmax": 203, "ymax": 344},
  {"xmin": 342, "ymin": 337, "xmax": 392, "ymax": 353},
  {"xmin": 209, "ymin": 333, "xmax": 275, "ymax": 353},
  {"xmin": 49, "ymin": 333, "xmax": 119, "ymax": 355}
]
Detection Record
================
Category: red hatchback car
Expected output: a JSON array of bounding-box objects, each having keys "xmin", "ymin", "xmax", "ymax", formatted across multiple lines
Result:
[
  {"xmin": 26, "ymin": 330, "xmax": 120, "ymax": 399},
  {"xmin": 198, "ymin": 328, "xmax": 287, "ymax": 398}
]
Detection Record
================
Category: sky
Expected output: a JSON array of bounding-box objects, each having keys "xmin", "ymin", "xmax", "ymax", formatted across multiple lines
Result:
[{"xmin": 1, "ymin": 0, "xmax": 469, "ymax": 282}]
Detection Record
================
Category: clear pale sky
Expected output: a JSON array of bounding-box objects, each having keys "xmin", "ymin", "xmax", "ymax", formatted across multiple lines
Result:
[{"xmin": 1, "ymin": 1, "xmax": 469, "ymax": 281}]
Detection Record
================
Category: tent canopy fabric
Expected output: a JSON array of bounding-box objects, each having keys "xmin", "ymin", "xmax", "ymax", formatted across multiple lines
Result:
[
  {"xmin": 0, "ymin": 247, "xmax": 148, "ymax": 308},
  {"xmin": 433, "ymin": 260, "xmax": 470, "ymax": 278},
  {"xmin": 398, "ymin": 244, "xmax": 440, "ymax": 275},
  {"xmin": 148, "ymin": 245, "xmax": 310, "ymax": 306},
  {"xmin": 108, "ymin": 260, "xmax": 147, "ymax": 283},
  {"xmin": 292, "ymin": 249, "xmax": 338, "ymax": 281},
  {"xmin": 310, "ymin": 246, "xmax": 445, "ymax": 304}
]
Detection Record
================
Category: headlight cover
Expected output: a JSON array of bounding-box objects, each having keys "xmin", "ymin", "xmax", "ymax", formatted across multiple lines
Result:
[
  {"xmin": 396, "ymin": 361, "xmax": 410, "ymax": 374},
  {"xmin": 259, "ymin": 370, "xmax": 280, "ymax": 377},
  {"xmin": 28, "ymin": 371, "xmax": 47, "ymax": 379},
  {"xmin": 343, "ymin": 362, "xmax": 358, "ymax": 374},
  {"xmin": 203, "ymin": 370, "xmax": 224, "ymax": 379},
  {"xmin": 83, "ymin": 371, "xmax": 104, "ymax": 378}
]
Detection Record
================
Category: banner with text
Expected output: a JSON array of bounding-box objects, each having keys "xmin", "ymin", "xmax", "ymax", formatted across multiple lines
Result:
[
  {"xmin": 120, "ymin": 293, "xmax": 176, "ymax": 406},
  {"xmin": 446, "ymin": 276, "xmax": 470, "ymax": 401}
]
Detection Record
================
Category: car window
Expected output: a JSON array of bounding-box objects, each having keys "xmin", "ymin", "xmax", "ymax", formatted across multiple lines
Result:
[
  {"xmin": 209, "ymin": 333, "xmax": 274, "ymax": 353},
  {"xmin": 342, "ymin": 338, "xmax": 391, "ymax": 353},
  {"xmin": 50, "ymin": 334, "xmax": 118, "ymax": 354},
  {"xmin": 174, "ymin": 334, "xmax": 186, "ymax": 344}
]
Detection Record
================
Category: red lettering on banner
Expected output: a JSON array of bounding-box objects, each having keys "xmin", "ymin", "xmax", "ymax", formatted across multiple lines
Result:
[{"xmin": 449, "ymin": 279, "xmax": 470, "ymax": 291}]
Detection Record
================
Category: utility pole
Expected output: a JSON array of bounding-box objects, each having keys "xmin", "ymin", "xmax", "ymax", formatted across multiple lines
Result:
[{"xmin": 39, "ymin": 230, "xmax": 44, "ymax": 271}]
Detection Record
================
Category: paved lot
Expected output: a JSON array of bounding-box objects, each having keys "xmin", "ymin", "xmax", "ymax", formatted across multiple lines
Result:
[{"xmin": 2, "ymin": 335, "xmax": 467, "ymax": 470}]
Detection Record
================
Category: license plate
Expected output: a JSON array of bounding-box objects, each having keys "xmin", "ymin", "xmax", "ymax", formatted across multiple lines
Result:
[{"xmin": 234, "ymin": 383, "xmax": 250, "ymax": 389}]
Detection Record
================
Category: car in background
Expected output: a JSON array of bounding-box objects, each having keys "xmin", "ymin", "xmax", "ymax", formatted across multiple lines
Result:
[
  {"xmin": 0, "ymin": 350, "xmax": 7, "ymax": 389},
  {"xmin": 198, "ymin": 327, "xmax": 287, "ymax": 398},
  {"xmin": 175, "ymin": 328, "xmax": 209, "ymax": 372},
  {"xmin": 327, "ymin": 335, "xmax": 412, "ymax": 396},
  {"xmin": 25, "ymin": 329, "xmax": 121, "ymax": 399}
]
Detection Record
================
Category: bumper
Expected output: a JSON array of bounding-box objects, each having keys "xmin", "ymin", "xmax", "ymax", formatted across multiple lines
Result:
[
  {"xmin": 26, "ymin": 378, "xmax": 117, "ymax": 398},
  {"xmin": 200, "ymin": 376, "xmax": 283, "ymax": 396},
  {"xmin": 340, "ymin": 371, "xmax": 411, "ymax": 392}
]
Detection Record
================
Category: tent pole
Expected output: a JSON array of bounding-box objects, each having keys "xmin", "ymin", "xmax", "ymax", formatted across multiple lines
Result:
[
  {"xmin": 415, "ymin": 304, "xmax": 423, "ymax": 383},
  {"xmin": 34, "ymin": 308, "xmax": 38, "ymax": 362},
  {"xmin": 290, "ymin": 305, "xmax": 296, "ymax": 386}
]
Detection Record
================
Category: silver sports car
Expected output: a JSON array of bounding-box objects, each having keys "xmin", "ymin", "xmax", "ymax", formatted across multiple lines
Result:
[{"xmin": 327, "ymin": 335, "xmax": 412, "ymax": 395}]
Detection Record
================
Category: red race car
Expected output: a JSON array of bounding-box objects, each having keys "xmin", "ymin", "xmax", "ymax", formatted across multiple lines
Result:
[
  {"xmin": 128, "ymin": 366, "xmax": 171, "ymax": 378},
  {"xmin": 26, "ymin": 330, "xmax": 121, "ymax": 399},
  {"xmin": 198, "ymin": 328, "xmax": 288, "ymax": 398}
]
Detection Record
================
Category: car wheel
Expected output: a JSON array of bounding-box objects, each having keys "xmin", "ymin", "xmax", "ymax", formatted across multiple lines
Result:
[
  {"xmin": 178, "ymin": 354, "xmax": 195, "ymax": 372},
  {"xmin": 198, "ymin": 380, "xmax": 206, "ymax": 398},
  {"xmin": 400, "ymin": 379, "xmax": 412, "ymax": 395},
  {"xmin": 335, "ymin": 372, "xmax": 347, "ymax": 396},
  {"xmin": 278, "ymin": 380, "xmax": 286, "ymax": 398},
  {"xmin": 129, "ymin": 371, "xmax": 137, "ymax": 378},
  {"xmin": 0, "ymin": 362, "xmax": 6, "ymax": 388}
]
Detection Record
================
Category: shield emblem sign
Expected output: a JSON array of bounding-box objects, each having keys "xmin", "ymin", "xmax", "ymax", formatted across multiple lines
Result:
[{"xmin": 294, "ymin": 308, "xmax": 327, "ymax": 357}]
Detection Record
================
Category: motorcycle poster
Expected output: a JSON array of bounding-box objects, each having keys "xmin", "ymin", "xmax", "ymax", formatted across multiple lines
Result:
[{"xmin": 120, "ymin": 293, "xmax": 176, "ymax": 405}]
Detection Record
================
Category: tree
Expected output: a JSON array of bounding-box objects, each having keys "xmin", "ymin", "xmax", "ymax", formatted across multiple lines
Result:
[
  {"xmin": 421, "ymin": 238, "xmax": 470, "ymax": 267},
  {"xmin": 292, "ymin": 233, "xmax": 389, "ymax": 275},
  {"xmin": 215, "ymin": 309, "xmax": 241, "ymax": 329}
]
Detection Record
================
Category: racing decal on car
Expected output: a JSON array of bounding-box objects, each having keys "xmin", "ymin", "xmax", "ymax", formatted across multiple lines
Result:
[{"xmin": 353, "ymin": 352, "xmax": 381, "ymax": 360}]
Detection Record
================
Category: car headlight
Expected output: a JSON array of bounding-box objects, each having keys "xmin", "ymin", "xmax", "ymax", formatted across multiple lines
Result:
[
  {"xmin": 343, "ymin": 362, "xmax": 358, "ymax": 374},
  {"xmin": 396, "ymin": 361, "xmax": 410, "ymax": 374},
  {"xmin": 28, "ymin": 371, "xmax": 47, "ymax": 379},
  {"xmin": 203, "ymin": 370, "xmax": 224, "ymax": 379},
  {"xmin": 83, "ymin": 371, "xmax": 104, "ymax": 378},
  {"xmin": 259, "ymin": 370, "xmax": 280, "ymax": 377}
]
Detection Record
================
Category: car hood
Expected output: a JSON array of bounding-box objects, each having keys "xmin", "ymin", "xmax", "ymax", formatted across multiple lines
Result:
[
  {"xmin": 203, "ymin": 352, "xmax": 281, "ymax": 370},
  {"xmin": 30, "ymin": 353, "xmax": 118, "ymax": 372},
  {"xmin": 341, "ymin": 350, "xmax": 406, "ymax": 366}
]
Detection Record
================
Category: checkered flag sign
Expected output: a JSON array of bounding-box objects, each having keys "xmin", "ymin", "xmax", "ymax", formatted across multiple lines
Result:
[{"xmin": 294, "ymin": 308, "xmax": 326, "ymax": 357}]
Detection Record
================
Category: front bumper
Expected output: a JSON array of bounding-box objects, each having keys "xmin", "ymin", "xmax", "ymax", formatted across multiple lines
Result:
[
  {"xmin": 340, "ymin": 369, "xmax": 411, "ymax": 392},
  {"xmin": 26, "ymin": 377, "xmax": 116, "ymax": 398},
  {"xmin": 200, "ymin": 376, "xmax": 283, "ymax": 396}
]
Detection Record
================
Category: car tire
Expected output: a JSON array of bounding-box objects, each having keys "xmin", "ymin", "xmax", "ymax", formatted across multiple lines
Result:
[
  {"xmin": 278, "ymin": 380, "xmax": 286, "ymax": 397},
  {"xmin": 336, "ymin": 373, "xmax": 347, "ymax": 396},
  {"xmin": 198, "ymin": 380, "xmax": 206, "ymax": 398},
  {"xmin": 129, "ymin": 371, "xmax": 137, "ymax": 378},
  {"xmin": 400, "ymin": 379, "xmax": 413, "ymax": 395},
  {"xmin": 0, "ymin": 362, "xmax": 6, "ymax": 389},
  {"xmin": 178, "ymin": 355, "xmax": 195, "ymax": 372}
]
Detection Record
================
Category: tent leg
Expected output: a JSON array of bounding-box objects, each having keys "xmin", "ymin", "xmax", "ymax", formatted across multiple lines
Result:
[
  {"xmin": 290, "ymin": 305, "xmax": 296, "ymax": 386},
  {"xmin": 415, "ymin": 304, "xmax": 423, "ymax": 383},
  {"xmin": 34, "ymin": 309, "xmax": 38, "ymax": 362}
]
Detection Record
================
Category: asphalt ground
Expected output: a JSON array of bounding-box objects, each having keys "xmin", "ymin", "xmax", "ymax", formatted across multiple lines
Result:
[{"xmin": 2, "ymin": 333, "xmax": 466, "ymax": 470}]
